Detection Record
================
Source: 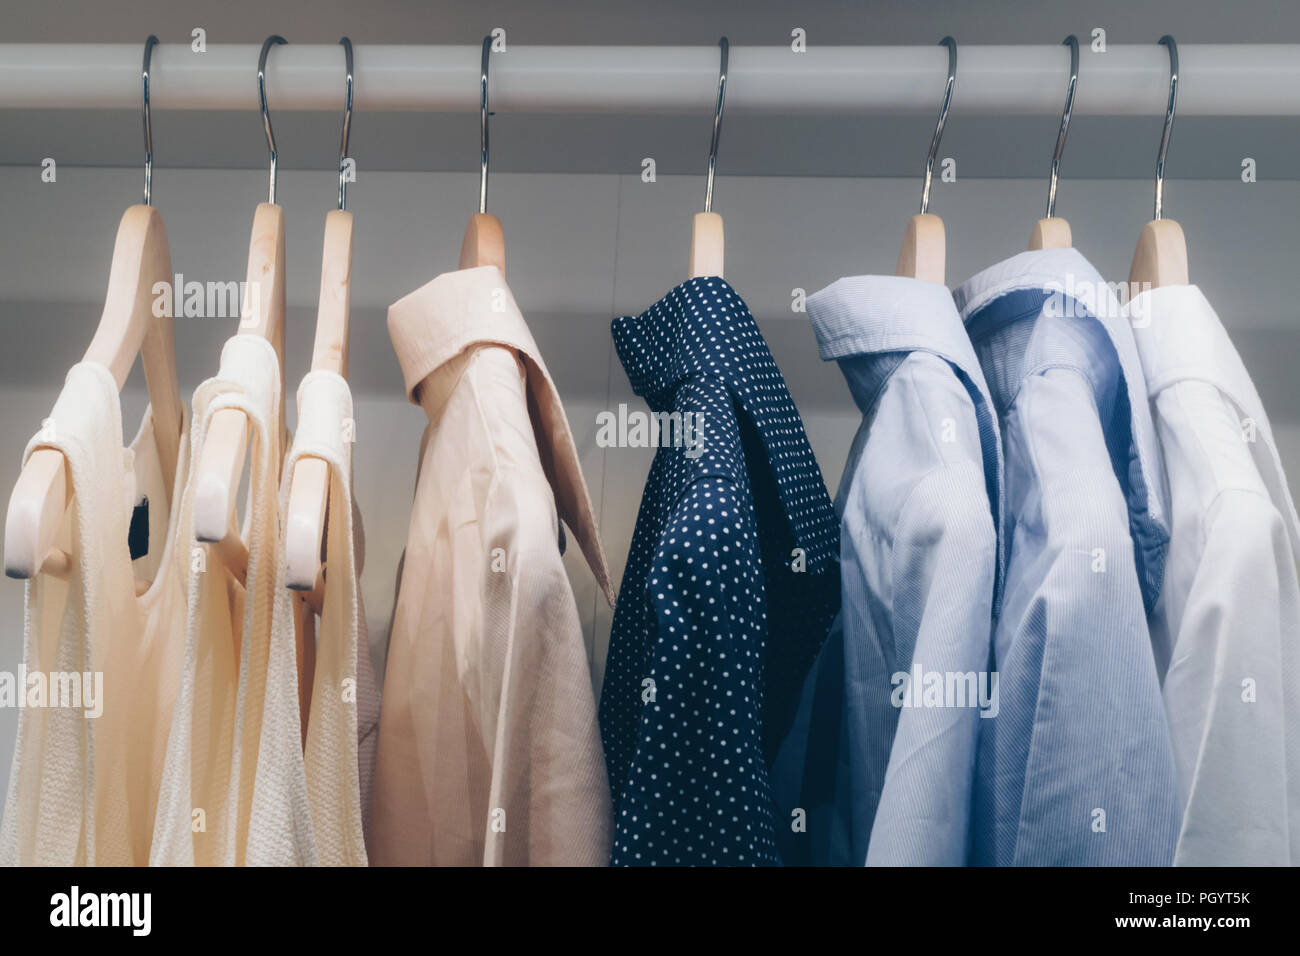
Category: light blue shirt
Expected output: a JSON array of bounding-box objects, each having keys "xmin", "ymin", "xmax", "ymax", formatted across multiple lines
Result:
[
  {"xmin": 955, "ymin": 248, "xmax": 1179, "ymax": 865},
  {"xmin": 771, "ymin": 275, "xmax": 1004, "ymax": 866}
]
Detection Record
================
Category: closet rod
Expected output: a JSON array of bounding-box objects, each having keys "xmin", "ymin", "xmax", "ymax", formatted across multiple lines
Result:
[{"xmin": 0, "ymin": 43, "xmax": 1297, "ymax": 115}]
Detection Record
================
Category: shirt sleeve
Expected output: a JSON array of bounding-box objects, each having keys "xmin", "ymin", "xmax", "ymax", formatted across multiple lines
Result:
[
  {"xmin": 609, "ymin": 477, "xmax": 781, "ymax": 865},
  {"xmin": 477, "ymin": 466, "xmax": 613, "ymax": 866},
  {"xmin": 862, "ymin": 459, "xmax": 997, "ymax": 866},
  {"xmin": 1165, "ymin": 486, "xmax": 1294, "ymax": 865}
]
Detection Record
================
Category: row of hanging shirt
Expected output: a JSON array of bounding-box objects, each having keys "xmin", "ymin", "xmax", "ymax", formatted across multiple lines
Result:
[
  {"xmin": 766, "ymin": 252, "xmax": 1300, "ymax": 867},
  {"xmin": 601, "ymin": 34, "xmax": 1300, "ymax": 866},
  {"xmin": 599, "ymin": 185, "xmax": 1300, "ymax": 866},
  {"xmin": 0, "ymin": 34, "xmax": 620, "ymax": 868},
  {"xmin": 3, "ymin": 33, "xmax": 1299, "ymax": 868}
]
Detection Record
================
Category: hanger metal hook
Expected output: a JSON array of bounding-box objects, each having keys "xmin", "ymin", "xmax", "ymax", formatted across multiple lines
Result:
[
  {"xmin": 920, "ymin": 37, "xmax": 957, "ymax": 216},
  {"xmin": 142, "ymin": 35, "xmax": 158, "ymax": 206},
  {"xmin": 703, "ymin": 37, "xmax": 729, "ymax": 214},
  {"xmin": 259, "ymin": 35, "xmax": 287, "ymax": 204},
  {"xmin": 478, "ymin": 36, "xmax": 492, "ymax": 215},
  {"xmin": 1153, "ymin": 35, "xmax": 1179, "ymax": 221},
  {"xmin": 337, "ymin": 37, "xmax": 354, "ymax": 211},
  {"xmin": 1045, "ymin": 35, "xmax": 1080, "ymax": 219}
]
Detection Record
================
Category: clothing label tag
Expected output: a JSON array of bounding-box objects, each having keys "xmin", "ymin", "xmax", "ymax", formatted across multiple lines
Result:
[{"xmin": 128, "ymin": 497, "xmax": 149, "ymax": 560}]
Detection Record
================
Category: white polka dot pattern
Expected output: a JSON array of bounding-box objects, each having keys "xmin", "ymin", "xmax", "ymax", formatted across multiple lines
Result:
[{"xmin": 599, "ymin": 277, "xmax": 840, "ymax": 866}]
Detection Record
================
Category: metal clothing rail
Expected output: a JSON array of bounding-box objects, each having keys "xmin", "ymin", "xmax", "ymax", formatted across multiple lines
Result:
[{"xmin": 0, "ymin": 43, "xmax": 1297, "ymax": 115}]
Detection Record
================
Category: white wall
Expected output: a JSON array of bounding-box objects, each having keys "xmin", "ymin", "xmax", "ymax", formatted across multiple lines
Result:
[{"xmin": 1, "ymin": 166, "xmax": 1297, "ymax": 799}]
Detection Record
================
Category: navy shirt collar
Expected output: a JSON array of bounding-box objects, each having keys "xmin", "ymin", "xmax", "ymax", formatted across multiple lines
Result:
[{"xmin": 611, "ymin": 276, "xmax": 839, "ymax": 578}]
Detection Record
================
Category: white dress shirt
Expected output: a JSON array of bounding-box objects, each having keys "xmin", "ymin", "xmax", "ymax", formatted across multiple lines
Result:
[{"xmin": 1131, "ymin": 283, "xmax": 1300, "ymax": 866}]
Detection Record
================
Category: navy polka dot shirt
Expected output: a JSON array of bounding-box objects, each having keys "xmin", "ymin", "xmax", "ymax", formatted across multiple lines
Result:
[{"xmin": 600, "ymin": 277, "xmax": 841, "ymax": 866}]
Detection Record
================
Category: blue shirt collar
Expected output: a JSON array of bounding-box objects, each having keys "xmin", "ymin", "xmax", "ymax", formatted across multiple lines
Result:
[
  {"xmin": 808, "ymin": 274, "xmax": 988, "ymax": 414},
  {"xmin": 807, "ymin": 272, "xmax": 1007, "ymax": 614},
  {"xmin": 954, "ymin": 248, "xmax": 1170, "ymax": 612}
]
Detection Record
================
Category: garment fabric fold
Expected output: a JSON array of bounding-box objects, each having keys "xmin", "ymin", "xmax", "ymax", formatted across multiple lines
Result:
[
  {"xmin": 247, "ymin": 370, "xmax": 373, "ymax": 866},
  {"xmin": 1129, "ymin": 283, "xmax": 1300, "ymax": 866},
  {"xmin": 151, "ymin": 334, "xmax": 284, "ymax": 866},
  {"xmin": 771, "ymin": 274, "xmax": 1005, "ymax": 867},
  {"xmin": 954, "ymin": 248, "xmax": 1180, "ymax": 866},
  {"xmin": 601, "ymin": 276, "xmax": 840, "ymax": 866},
  {"xmin": 373, "ymin": 264, "xmax": 613, "ymax": 866},
  {"xmin": 1, "ymin": 367, "xmax": 191, "ymax": 866}
]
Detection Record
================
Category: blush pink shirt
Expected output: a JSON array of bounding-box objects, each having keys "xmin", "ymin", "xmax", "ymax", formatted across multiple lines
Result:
[{"xmin": 373, "ymin": 266, "xmax": 614, "ymax": 866}]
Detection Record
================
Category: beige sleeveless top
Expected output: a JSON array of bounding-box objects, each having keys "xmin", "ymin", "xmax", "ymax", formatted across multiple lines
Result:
[
  {"xmin": 246, "ymin": 370, "xmax": 371, "ymax": 865},
  {"xmin": 151, "ymin": 335, "xmax": 282, "ymax": 866},
  {"xmin": 0, "ymin": 363, "xmax": 190, "ymax": 866}
]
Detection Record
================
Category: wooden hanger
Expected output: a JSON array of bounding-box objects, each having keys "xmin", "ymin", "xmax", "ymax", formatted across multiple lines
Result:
[
  {"xmin": 688, "ymin": 38, "xmax": 728, "ymax": 279},
  {"xmin": 283, "ymin": 207, "xmax": 350, "ymax": 597},
  {"xmin": 5, "ymin": 36, "xmax": 183, "ymax": 580},
  {"xmin": 1129, "ymin": 36, "xmax": 1188, "ymax": 289},
  {"xmin": 1028, "ymin": 217, "xmax": 1073, "ymax": 251},
  {"xmin": 688, "ymin": 213, "xmax": 724, "ymax": 280},
  {"xmin": 286, "ymin": 38, "xmax": 355, "ymax": 595},
  {"xmin": 1129, "ymin": 218, "xmax": 1188, "ymax": 288},
  {"xmin": 895, "ymin": 213, "xmax": 946, "ymax": 284},
  {"xmin": 460, "ymin": 215, "xmax": 505, "ymax": 274},
  {"xmin": 192, "ymin": 37, "xmax": 288, "ymax": 582},
  {"xmin": 1029, "ymin": 36, "xmax": 1080, "ymax": 252},
  {"xmin": 896, "ymin": 37, "xmax": 956, "ymax": 284},
  {"xmin": 5, "ymin": 205, "xmax": 183, "ymax": 580}
]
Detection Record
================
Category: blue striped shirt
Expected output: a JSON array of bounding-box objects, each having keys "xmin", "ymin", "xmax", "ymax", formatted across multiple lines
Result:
[
  {"xmin": 771, "ymin": 275, "xmax": 1004, "ymax": 866},
  {"xmin": 955, "ymin": 249, "xmax": 1180, "ymax": 865}
]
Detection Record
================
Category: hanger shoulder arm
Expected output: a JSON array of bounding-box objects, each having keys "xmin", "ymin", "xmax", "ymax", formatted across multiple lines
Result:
[
  {"xmin": 139, "ymin": 290, "xmax": 182, "ymax": 509},
  {"xmin": 287, "ymin": 209, "xmax": 355, "ymax": 589},
  {"xmin": 193, "ymin": 203, "xmax": 288, "ymax": 548},
  {"xmin": 83, "ymin": 205, "xmax": 169, "ymax": 383},
  {"xmin": 6, "ymin": 204, "xmax": 185, "ymax": 578},
  {"xmin": 83, "ymin": 204, "xmax": 184, "ymax": 507},
  {"xmin": 285, "ymin": 456, "xmax": 330, "ymax": 591},
  {"xmin": 240, "ymin": 203, "xmax": 288, "ymax": 340},
  {"xmin": 4, "ymin": 448, "xmax": 71, "ymax": 579},
  {"xmin": 240, "ymin": 203, "xmax": 288, "ymax": 442},
  {"xmin": 311, "ymin": 209, "xmax": 354, "ymax": 377},
  {"xmin": 192, "ymin": 408, "xmax": 248, "ymax": 544}
]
